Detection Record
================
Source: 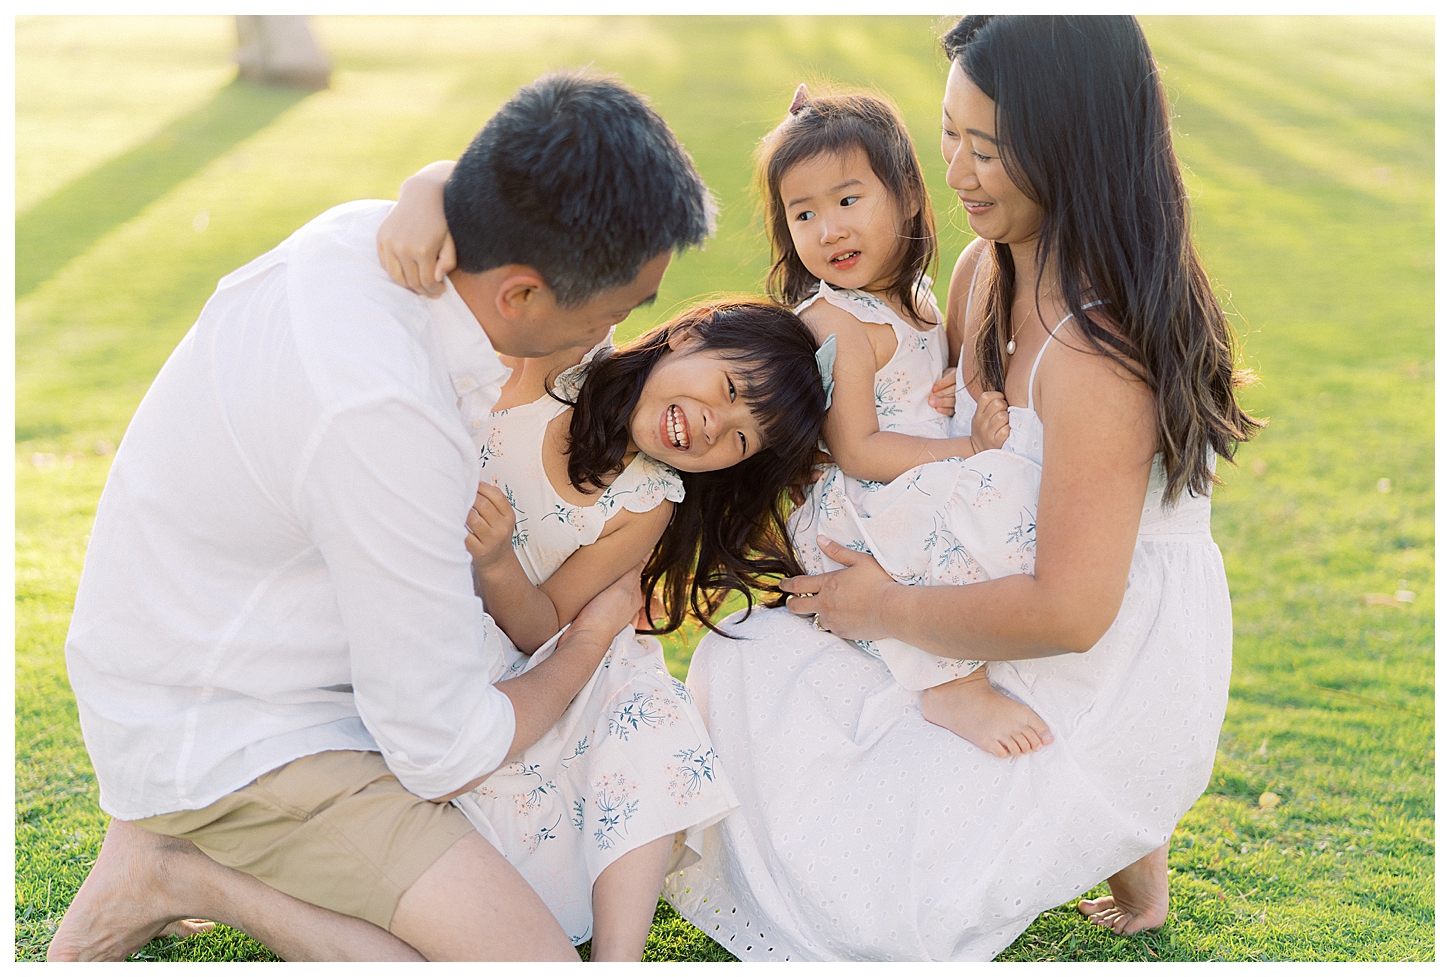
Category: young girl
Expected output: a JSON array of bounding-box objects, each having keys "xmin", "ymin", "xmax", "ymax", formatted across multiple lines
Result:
[
  {"xmin": 756, "ymin": 85, "xmax": 1052, "ymax": 758},
  {"xmin": 440, "ymin": 300, "xmax": 827, "ymax": 960}
]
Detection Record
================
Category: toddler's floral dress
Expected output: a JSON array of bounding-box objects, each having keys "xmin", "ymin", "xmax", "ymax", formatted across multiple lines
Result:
[
  {"xmin": 453, "ymin": 362, "xmax": 738, "ymax": 946},
  {"xmin": 787, "ymin": 280, "xmax": 1044, "ymax": 690}
]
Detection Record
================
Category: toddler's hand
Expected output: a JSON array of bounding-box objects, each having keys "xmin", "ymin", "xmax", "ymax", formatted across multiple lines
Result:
[
  {"xmin": 377, "ymin": 163, "xmax": 457, "ymax": 297},
  {"xmin": 928, "ymin": 369, "xmax": 957, "ymax": 416},
  {"xmin": 970, "ymin": 390, "xmax": 1010, "ymax": 452},
  {"xmin": 465, "ymin": 481, "xmax": 516, "ymax": 569}
]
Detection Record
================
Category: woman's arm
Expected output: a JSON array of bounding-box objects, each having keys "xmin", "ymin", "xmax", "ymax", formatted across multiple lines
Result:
[
  {"xmin": 468, "ymin": 481, "xmax": 673, "ymax": 653},
  {"xmin": 377, "ymin": 160, "xmax": 457, "ymax": 297},
  {"xmin": 782, "ymin": 330, "xmax": 1156, "ymax": 660},
  {"xmin": 804, "ymin": 301, "xmax": 985, "ymax": 483}
]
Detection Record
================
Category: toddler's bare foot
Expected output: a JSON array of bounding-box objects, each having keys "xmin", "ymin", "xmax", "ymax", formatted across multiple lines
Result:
[
  {"xmin": 919, "ymin": 671, "xmax": 1052, "ymax": 758},
  {"xmin": 1077, "ymin": 841, "xmax": 1170, "ymax": 935}
]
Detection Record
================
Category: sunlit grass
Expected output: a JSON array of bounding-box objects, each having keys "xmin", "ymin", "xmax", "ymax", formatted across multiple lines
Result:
[{"xmin": 14, "ymin": 15, "xmax": 1432, "ymax": 962}]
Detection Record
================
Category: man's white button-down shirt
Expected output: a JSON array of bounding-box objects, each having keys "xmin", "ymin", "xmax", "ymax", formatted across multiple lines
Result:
[{"xmin": 65, "ymin": 201, "xmax": 515, "ymax": 820}]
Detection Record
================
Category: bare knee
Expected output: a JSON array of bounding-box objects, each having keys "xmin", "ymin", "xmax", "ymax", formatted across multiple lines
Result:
[{"xmin": 391, "ymin": 832, "xmax": 577, "ymax": 962}]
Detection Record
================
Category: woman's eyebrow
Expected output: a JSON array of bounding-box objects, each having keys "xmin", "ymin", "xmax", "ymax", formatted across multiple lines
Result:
[{"xmin": 966, "ymin": 128, "xmax": 999, "ymax": 144}]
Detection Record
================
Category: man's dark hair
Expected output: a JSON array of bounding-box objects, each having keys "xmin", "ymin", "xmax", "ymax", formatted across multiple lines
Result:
[{"xmin": 444, "ymin": 70, "xmax": 716, "ymax": 308}]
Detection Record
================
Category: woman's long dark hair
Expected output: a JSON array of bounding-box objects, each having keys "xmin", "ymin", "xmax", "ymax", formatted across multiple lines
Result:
[
  {"xmin": 942, "ymin": 15, "xmax": 1262, "ymax": 503},
  {"xmin": 758, "ymin": 87, "xmax": 938, "ymax": 322},
  {"xmin": 558, "ymin": 301, "xmax": 827, "ymax": 635}
]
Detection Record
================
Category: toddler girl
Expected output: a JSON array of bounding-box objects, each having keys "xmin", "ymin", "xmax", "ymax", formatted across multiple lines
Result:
[
  {"xmin": 451, "ymin": 301, "xmax": 826, "ymax": 959},
  {"xmin": 758, "ymin": 85, "xmax": 1051, "ymax": 758}
]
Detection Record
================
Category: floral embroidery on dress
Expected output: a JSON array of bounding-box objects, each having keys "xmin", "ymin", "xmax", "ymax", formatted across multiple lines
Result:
[
  {"xmin": 966, "ymin": 469, "xmax": 1002, "ymax": 509},
  {"xmin": 874, "ymin": 371, "xmax": 909, "ymax": 418},
  {"xmin": 592, "ymin": 772, "xmax": 640, "ymax": 850},
  {"xmin": 608, "ymin": 690, "xmax": 682, "ymax": 740},
  {"xmin": 478, "ymin": 427, "xmax": 505, "ymax": 468},
  {"xmin": 525, "ymin": 814, "xmax": 564, "ymax": 854},
  {"xmin": 667, "ymin": 746, "xmax": 718, "ymax": 803},
  {"xmin": 500, "ymin": 483, "xmax": 529, "ymax": 548},
  {"xmin": 559, "ymin": 736, "xmax": 590, "ymax": 768}
]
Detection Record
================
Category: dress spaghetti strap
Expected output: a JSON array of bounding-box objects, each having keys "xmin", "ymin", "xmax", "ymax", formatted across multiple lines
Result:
[{"xmin": 1026, "ymin": 300, "xmax": 1106, "ymax": 412}]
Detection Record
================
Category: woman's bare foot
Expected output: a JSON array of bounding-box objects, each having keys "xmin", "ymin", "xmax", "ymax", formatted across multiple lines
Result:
[
  {"xmin": 47, "ymin": 819, "xmax": 219, "ymax": 961},
  {"xmin": 1077, "ymin": 841, "xmax": 1170, "ymax": 935},
  {"xmin": 919, "ymin": 671, "xmax": 1053, "ymax": 758}
]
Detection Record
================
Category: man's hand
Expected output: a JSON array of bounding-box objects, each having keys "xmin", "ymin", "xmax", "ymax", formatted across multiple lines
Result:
[
  {"xmin": 465, "ymin": 482, "xmax": 516, "ymax": 569},
  {"xmin": 970, "ymin": 390, "xmax": 1010, "ymax": 452},
  {"xmin": 571, "ymin": 560, "xmax": 646, "ymax": 643},
  {"xmin": 778, "ymin": 536, "xmax": 897, "ymax": 641},
  {"xmin": 928, "ymin": 369, "xmax": 957, "ymax": 416}
]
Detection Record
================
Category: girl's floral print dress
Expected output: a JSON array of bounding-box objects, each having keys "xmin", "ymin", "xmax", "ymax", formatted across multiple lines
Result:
[
  {"xmin": 787, "ymin": 280, "xmax": 1044, "ymax": 690},
  {"xmin": 453, "ymin": 362, "xmax": 738, "ymax": 946}
]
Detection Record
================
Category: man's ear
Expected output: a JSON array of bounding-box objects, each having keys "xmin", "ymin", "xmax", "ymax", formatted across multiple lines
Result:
[{"xmin": 495, "ymin": 269, "xmax": 549, "ymax": 320}]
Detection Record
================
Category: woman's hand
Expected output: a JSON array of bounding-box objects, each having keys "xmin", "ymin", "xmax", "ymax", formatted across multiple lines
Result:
[
  {"xmin": 970, "ymin": 390, "xmax": 1010, "ymax": 451},
  {"xmin": 465, "ymin": 482, "xmax": 516, "ymax": 569},
  {"xmin": 778, "ymin": 536, "xmax": 898, "ymax": 640},
  {"xmin": 377, "ymin": 160, "xmax": 457, "ymax": 297},
  {"xmin": 928, "ymin": 369, "xmax": 957, "ymax": 416}
]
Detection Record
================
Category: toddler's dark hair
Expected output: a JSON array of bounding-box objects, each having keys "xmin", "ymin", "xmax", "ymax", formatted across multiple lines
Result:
[
  {"xmin": 445, "ymin": 69, "xmax": 716, "ymax": 308},
  {"xmin": 758, "ymin": 86, "xmax": 937, "ymax": 321},
  {"xmin": 560, "ymin": 301, "xmax": 827, "ymax": 634}
]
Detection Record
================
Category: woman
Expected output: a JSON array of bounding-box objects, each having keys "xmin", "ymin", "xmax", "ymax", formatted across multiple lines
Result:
[{"xmin": 662, "ymin": 15, "xmax": 1259, "ymax": 961}]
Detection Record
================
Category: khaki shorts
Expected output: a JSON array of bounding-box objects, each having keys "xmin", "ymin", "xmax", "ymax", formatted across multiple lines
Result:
[{"xmin": 134, "ymin": 750, "xmax": 475, "ymax": 931}]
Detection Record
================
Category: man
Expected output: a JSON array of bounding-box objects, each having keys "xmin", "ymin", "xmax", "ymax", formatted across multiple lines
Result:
[{"xmin": 48, "ymin": 70, "xmax": 714, "ymax": 962}]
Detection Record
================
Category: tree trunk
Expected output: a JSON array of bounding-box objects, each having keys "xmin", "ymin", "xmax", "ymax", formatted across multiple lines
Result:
[{"xmin": 235, "ymin": 16, "xmax": 331, "ymax": 90}]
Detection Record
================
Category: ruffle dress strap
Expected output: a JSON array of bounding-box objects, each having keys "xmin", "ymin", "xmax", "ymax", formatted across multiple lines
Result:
[
  {"xmin": 794, "ymin": 281, "xmax": 902, "ymax": 330},
  {"xmin": 598, "ymin": 453, "xmax": 685, "ymax": 519}
]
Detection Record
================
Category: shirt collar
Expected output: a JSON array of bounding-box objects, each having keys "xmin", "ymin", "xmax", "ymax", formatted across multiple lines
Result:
[{"xmin": 430, "ymin": 277, "xmax": 510, "ymax": 401}]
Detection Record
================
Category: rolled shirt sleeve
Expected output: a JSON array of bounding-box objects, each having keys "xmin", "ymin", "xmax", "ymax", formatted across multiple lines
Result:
[{"xmin": 297, "ymin": 395, "xmax": 515, "ymax": 799}]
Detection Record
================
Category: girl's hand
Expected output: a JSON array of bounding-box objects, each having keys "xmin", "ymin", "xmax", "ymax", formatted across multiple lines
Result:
[
  {"xmin": 574, "ymin": 559, "xmax": 647, "ymax": 642},
  {"xmin": 377, "ymin": 160, "xmax": 457, "ymax": 297},
  {"xmin": 778, "ymin": 536, "xmax": 897, "ymax": 640},
  {"xmin": 465, "ymin": 482, "xmax": 517, "ymax": 569},
  {"xmin": 928, "ymin": 369, "xmax": 957, "ymax": 416},
  {"xmin": 970, "ymin": 390, "xmax": 1010, "ymax": 452},
  {"xmin": 787, "ymin": 447, "xmax": 834, "ymax": 507}
]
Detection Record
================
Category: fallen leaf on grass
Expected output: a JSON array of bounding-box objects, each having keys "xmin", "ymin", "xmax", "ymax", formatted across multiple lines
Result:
[{"xmin": 1258, "ymin": 792, "xmax": 1280, "ymax": 810}]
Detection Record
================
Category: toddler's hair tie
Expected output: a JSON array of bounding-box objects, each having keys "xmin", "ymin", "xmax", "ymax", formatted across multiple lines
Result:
[
  {"xmin": 788, "ymin": 83, "xmax": 811, "ymax": 117},
  {"xmin": 815, "ymin": 333, "xmax": 837, "ymax": 409}
]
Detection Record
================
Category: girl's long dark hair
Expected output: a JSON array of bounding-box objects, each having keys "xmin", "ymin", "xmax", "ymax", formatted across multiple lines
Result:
[
  {"xmin": 758, "ymin": 87, "xmax": 938, "ymax": 322},
  {"xmin": 559, "ymin": 301, "xmax": 827, "ymax": 635},
  {"xmin": 942, "ymin": 15, "xmax": 1263, "ymax": 503}
]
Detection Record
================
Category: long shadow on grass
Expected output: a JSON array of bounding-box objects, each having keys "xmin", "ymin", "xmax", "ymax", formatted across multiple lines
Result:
[{"xmin": 15, "ymin": 78, "xmax": 313, "ymax": 300}]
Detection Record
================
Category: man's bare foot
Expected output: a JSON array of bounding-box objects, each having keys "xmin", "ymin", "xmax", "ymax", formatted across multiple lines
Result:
[
  {"xmin": 920, "ymin": 671, "xmax": 1053, "ymax": 758},
  {"xmin": 47, "ymin": 820, "xmax": 218, "ymax": 961},
  {"xmin": 1077, "ymin": 841, "xmax": 1170, "ymax": 935}
]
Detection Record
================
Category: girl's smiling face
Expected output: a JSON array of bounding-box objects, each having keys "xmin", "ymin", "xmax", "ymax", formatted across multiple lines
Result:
[
  {"xmin": 627, "ymin": 333, "xmax": 768, "ymax": 473},
  {"xmin": 779, "ymin": 147, "xmax": 911, "ymax": 293},
  {"xmin": 940, "ymin": 62, "xmax": 1043, "ymax": 248}
]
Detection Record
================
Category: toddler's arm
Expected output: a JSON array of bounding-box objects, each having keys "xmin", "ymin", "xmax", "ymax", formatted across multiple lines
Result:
[
  {"xmin": 377, "ymin": 160, "xmax": 457, "ymax": 297},
  {"xmin": 467, "ymin": 481, "xmax": 672, "ymax": 653},
  {"xmin": 804, "ymin": 301, "xmax": 989, "ymax": 483}
]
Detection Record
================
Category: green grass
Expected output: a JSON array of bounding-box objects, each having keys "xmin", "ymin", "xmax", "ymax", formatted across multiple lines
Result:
[{"xmin": 14, "ymin": 15, "xmax": 1432, "ymax": 962}]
